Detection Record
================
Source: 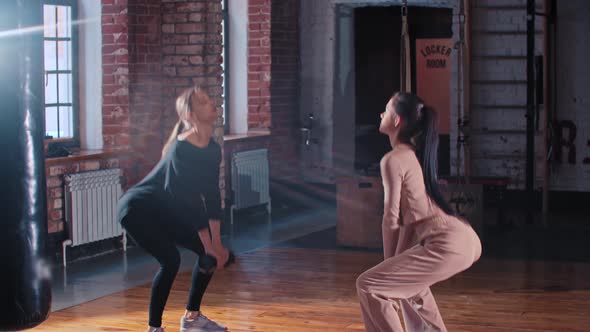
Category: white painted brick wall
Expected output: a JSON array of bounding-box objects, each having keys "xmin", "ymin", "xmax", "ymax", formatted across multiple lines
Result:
[
  {"xmin": 471, "ymin": 109, "xmax": 526, "ymax": 131},
  {"xmin": 475, "ymin": 0, "xmax": 540, "ymax": 6},
  {"xmin": 470, "ymin": 0, "xmax": 544, "ymax": 187},
  {"xmin": 470, "ymin": 134, "xmax": 543, "ymax": 157},
  {"xmin": 472, "ymin": 59, "xmax": 526, "ymax": 81},
  {"xmin": 551, "ymin": 0, "xmax": 590, "ymax": 191},
  {"xmin": 471, "ymin": 84, "xmax": 526, "ymax": 106},
  {"xmin": 472, "ymin": 8, "xmax": 542, "ymax": 32},
  {"xmin": 471, "ymin": 34, "xmax": 543, "ymax": 57},
  {"xmin": 472, "ymin": 157, "xmax": 543, "ymax": 187}
]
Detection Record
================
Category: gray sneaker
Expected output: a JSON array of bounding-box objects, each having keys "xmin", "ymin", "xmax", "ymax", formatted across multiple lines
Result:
[
  {"xmin": 180, "ymin": 313, "xmax": 228, "ymax": 332},
  {"xmin": 148, "ymin": 328, "xmax": 166, "ymax": 332}
]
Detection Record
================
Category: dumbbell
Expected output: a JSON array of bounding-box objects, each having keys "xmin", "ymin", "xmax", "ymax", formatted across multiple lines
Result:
[{"xmin": 199, "ymin": 251, "xmax": 237, "ymax": 274}]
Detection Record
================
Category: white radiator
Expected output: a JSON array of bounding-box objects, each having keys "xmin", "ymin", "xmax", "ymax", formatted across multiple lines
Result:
[
  {"xmin": 62, "ymin": 168, "xmax": 126, "ymax": 267},
  {"xmin": 230, "ymin": 149, "xmax": 271, "ymax": 226}
]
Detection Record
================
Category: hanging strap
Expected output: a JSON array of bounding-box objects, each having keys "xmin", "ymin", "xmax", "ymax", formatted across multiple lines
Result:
[{"xmin": 400, "ymin": 0, "xmax": 412, "ymax": 92}]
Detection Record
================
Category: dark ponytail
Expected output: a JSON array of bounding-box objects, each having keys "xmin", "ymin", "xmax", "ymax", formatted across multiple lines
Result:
[
  {"xmin": 393, "ymin": 92, "xmax": 455, "ymax": 216},
  {"xmin": 416, "ymin": 106, "xmax": 455, "ymax": 215}
]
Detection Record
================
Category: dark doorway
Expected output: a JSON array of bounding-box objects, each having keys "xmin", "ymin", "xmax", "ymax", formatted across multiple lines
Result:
[{"xmin": 354, "ymin": 6, "xmax": 453, "ymax": 176}]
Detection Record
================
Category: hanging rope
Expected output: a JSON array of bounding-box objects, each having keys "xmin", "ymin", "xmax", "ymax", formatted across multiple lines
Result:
[
  {"xmin": 456, "ymin": 0, "xmax": 467, "ymax": 183},
  {"xmin": 400, "ymin": 0, "xmax": 411, "ymax": 92},
  {"xmin": 462, "ymin": 0, "xmax": 471, "ymax": 180},
  {"xmin": 450, "ymin": 0, "xmax": 480, "ymax": 216}
]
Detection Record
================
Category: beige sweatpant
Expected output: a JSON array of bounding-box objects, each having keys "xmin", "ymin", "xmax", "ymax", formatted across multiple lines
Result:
[{"xmin": 356, "ymin": 216, "xmax": 482, "ymax": 332}]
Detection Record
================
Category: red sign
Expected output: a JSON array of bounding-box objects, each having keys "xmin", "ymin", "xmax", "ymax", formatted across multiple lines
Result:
[{"xmin": 416, "ymin": 39, "xmax": 453, "ymax": 135}]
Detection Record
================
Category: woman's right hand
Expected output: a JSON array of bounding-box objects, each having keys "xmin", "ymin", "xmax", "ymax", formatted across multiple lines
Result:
[
  {"xmin": 198, "ymin": 228, "xmax": 231, "ymax": 270},
  {"xmin": 208, "ymin": 245, "xmax": 229, "ymax": 270},
  {"xmin": 198, "ymin": 228, "xmax": 224, "ymax": 270}
]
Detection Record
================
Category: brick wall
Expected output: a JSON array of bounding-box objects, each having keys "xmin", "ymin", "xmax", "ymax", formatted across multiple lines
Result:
[
  {"xmin": 248, "ymin": 0, "xmax": 272, "ymax": 129},
  {"xmin": 128, "ymin": 0, "xmax": 164, "ymax": 183},
  {"xmin": 102, "ymin": 0, "xmax": 164, "ymax": 185},
  {"xmin": 161, "ymin": 0, "xmax": 226, "ymax": 201},
  {"xmin": 102, "ymin": 0, "xmax": 131, "ymax": 151},
  {"xmin": 268, "ymin": 0, "xmax": 300, "ymax": 179},
  {"xmin": 161, "ymin": 0, "xmax": 224, "ymax": 130},
  {"xmin": 246, "ymin": 0, "xmax": 300, "ymax": 180}
]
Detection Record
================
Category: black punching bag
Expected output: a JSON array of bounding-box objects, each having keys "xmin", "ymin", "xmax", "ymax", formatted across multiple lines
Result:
[{"xmin": 0, "ymin": 0, "xmax": 52, "ymax": 330}]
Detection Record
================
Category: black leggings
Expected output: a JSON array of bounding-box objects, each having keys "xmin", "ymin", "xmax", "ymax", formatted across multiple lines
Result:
[{"xmin": 122, "ymin": 212, "xmax": 214, "ymax": 328}]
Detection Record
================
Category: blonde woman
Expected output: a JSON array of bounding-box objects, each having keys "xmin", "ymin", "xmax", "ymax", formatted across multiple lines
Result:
[{"xmin": 118, "ymin": 86, "xmax": 233, "ymax": 332}]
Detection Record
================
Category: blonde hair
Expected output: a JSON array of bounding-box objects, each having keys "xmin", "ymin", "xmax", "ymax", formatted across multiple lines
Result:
[{"xmin": 162, "ymin": 86, "xmax": 200, "ymax": 156}]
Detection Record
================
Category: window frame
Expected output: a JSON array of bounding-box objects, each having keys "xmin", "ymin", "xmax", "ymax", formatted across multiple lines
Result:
[
  {"xmin": 43, "ymin": 0, "xmax": 79, "ymax": 149},
  {"xmin": 222, "ymin": 0, "xmax": 230, "ymax": 134}
]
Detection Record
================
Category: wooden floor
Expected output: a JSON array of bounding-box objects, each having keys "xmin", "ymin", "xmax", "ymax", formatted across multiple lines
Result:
[{"xmin": 37, "ymin": 247, "xmax": 590, "ymax": 332}]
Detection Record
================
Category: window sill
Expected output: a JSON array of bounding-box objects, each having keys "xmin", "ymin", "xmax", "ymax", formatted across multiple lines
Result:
[
  {"xmin": 45, "ymin": 148, "xmax": 130, "ymax": 166},
  {"xmin": 223, "ymin": 129, "xmax": 271, "ymax": 142}
]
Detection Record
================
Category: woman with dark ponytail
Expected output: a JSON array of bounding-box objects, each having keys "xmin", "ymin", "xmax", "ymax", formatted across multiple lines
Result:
[
  {"xmin": 356, "ymin": 92, "xmax": 481, "ymax": 332},
  {"xmin": 118, "ymin": 86, "xmax": 234, "ymax": 332}
]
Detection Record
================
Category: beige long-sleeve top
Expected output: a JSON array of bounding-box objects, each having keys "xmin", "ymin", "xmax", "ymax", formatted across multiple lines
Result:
[{"xmin": 380, "ymin": 144, "xmax": 446, "ymax": 258}]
